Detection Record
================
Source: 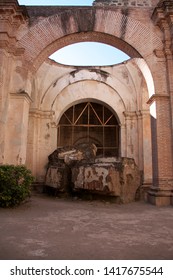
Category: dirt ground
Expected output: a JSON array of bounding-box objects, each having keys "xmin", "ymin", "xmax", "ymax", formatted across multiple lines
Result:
[{"xmin": 0, "ymin": 192, "xmax": 173, "ymax": 260}]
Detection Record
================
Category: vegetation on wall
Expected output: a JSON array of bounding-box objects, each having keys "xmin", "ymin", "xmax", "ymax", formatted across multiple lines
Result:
[{"xmin": 0, "ymin": 165, "xmax": 34, "ymax": 207}]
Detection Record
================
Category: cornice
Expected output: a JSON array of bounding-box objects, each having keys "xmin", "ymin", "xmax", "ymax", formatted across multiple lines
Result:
[
  {"xmin": 147, "ymin": 94, "xmax": 170, "ymax": 105},
  {"xmin": 152, "ymin": 0, "xmax": 173, "ymax": 27},
  {"xmin": 0, "ymin": 1, "xmax": 29, "ymax": 26},
  {"xmin": 10, "ymin": 91, "xmax": 33, "ymax": 103}
]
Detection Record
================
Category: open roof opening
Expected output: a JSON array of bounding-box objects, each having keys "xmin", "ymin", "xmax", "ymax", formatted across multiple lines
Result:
[
  {"xmin": 18, "ymin": 0, "xmax": 93, "ymax": 6},
  {"xmin": 49, "ymin": 42, "xmax": 130, "ymax": 66}
]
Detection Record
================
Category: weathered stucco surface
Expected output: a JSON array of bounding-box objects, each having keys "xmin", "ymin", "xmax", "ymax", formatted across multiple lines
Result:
[
  {"xmin": 72, "ymin": 158, "xmax": 141, "ymax": 203},
  {"xmin": 27, "ymin": 59, "xmax": 152, "ymax": 192}
]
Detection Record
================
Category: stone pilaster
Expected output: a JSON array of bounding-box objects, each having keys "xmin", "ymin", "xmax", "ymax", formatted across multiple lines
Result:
[
  {"xmin": 123, "ymin": 111, "xmax": 139, "ymax": 165},
  {"xmin": 26, "ymin": 109, "xmax": 56, "ymax": 181},
  {"xmin": 124, "ymin": 110, "xmax": 152, "ymax": 199},
  {"xmin": 120, "ymin": 124, "xmax": 126, "ymax": 158},
  {"xmin": 4, "ymin": 92, "xmax": 32, "ymax": 164},
  {"xmin": 0, "ymin": 50, "xmax": 8, "ymax": 164},
  {"xmin": 140, "ymin": 110, "xmax": 153, "ymax": 185}
]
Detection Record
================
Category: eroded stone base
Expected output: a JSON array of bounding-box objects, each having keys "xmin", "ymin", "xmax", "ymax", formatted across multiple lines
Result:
[
  {"xmin": 140, "ymin": 184, "xmax": 151, "ymax": 201},
  {"xmin": 148, "ymin": 192, "xmax": 172, "ymax": 206},
  {"xmin": 45, "ymin": 164, "xmax": 71, "ymax": 192}
]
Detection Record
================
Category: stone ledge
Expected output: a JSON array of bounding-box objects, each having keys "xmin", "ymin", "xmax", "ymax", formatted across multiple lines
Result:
[{"xmin": 10, "ymin": 91, "xmax": 33, "ymax": 103}]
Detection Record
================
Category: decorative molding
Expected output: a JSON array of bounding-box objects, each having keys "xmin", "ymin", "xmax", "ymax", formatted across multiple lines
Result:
[
  {"xmin": 29, "ymin": 109, "xmax": 55, "ymax": 119},
  {"xmin": 10, "ymin": 91, "xmax": 33, "ymax": 103},
  {"xmin": 123, "ymin": 111, "xmax": 140, "ymax": 119},
  {"xmin": 0, "ymin": 1, "xmax": 29, "ymax": 26},
  {"xmin": 152, "ymin": 0, "xmax": 173, "ymax": 27},
  {"xmin": 147, "ymin": 94, "xmax": 170, "ymax": 105}
]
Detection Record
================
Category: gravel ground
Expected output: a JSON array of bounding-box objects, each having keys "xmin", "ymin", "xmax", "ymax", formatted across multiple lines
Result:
[{"xmin": 0, "ymin": 192, "xmax": 173, "ymax": 260}]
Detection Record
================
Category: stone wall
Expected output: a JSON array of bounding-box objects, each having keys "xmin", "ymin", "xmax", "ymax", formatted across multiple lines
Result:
[{"xmin": 93, "ymin": 0, "xmax": 153, "ymax": 7}]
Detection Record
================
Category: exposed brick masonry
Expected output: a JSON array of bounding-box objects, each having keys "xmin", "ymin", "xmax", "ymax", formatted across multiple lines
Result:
[{"xmin": 93, "ymin": 0, "xmax": 152, "ymax": 7}]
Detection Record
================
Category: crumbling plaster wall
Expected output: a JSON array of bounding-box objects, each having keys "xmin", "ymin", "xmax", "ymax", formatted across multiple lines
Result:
[{"xmin": 26, "ymin": 58, "xmax": 152, "ymax": 186}]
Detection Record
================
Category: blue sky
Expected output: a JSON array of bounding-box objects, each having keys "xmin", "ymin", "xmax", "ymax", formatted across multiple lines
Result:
[
  {"xmin": 18, "ymin": 0, "xmax": 94, "ymax": 5},
  {"xmin": 18, "ymin": 0, "xmax": 130, "ymax": 66},
  {"xmin": 49, "ymin": 43, "xmax": 129, "ymax": 66}
]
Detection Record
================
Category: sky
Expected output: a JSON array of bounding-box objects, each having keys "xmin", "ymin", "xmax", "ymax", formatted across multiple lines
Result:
[
  {"xmin": 18, "ymin": 0, "xmax": 94, "ymax": 6},
  {"xmin": 18, "ymin": 0, "xmax": 130, "ymax": 66},
  {"xmin": 49, "ymin": 43, "xmax": 129, "ymax": 66}
]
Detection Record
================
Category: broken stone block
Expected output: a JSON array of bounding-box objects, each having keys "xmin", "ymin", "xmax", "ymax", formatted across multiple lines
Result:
[
  {"xmin": 48, "ymin": 143, "xmax": 97, "ymax": 166},
  {"xmin": 58, "ymin": 149, "xmax": 84, "ymax": 165},
  {"xmin": 45, "ymin": 163, "xmax": 71, "ymax": 192},
  {"xmin": 120, "ymin": 157, "xmax": 142, "ymax": 203},
  {"xmin": 71, "ymin": 157, "xmax": 141, "ymax": 203},
  {"xmin": 46, "ymin": 144, "xmax": 141, "ymax": 203},
  {"xmin": 45, "ymin": 143, "xmax": 97, "ymax": 192},
  {"xmin": 72, "ymin": 163, "xmax": 121, "ymax": 196}
]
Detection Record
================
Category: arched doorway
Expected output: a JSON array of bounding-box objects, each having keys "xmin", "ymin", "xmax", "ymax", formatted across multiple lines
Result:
[{"xmin": 57, "ymin": 101, "xmax": 120, "ymax": 157}]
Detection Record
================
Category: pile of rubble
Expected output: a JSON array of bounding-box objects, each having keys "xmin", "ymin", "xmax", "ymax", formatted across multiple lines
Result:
[{"xmin": 45, "ymin": 143, "xmax": 141, "ymax": 203}]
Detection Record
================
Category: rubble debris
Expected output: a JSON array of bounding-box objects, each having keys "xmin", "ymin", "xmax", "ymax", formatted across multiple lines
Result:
[
  {"xmin": 45, "ymin": 163, "xmax": 71, "ymax": 193},
  {"xmin": 48, "ymin": 143, "xmax": 97, "ymax": 166},
  {"xmin": 45, "ymin": 144, "xmax": 141, "ymax": 203}
]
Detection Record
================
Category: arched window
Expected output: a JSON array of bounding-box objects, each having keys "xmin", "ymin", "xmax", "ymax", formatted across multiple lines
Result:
[{"xmin": 57, "ymin": 102, "xmax": 119, "ymax": 157}]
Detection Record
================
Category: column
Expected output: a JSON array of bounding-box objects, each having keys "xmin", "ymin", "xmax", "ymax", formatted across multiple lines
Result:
[
  {"xmin": 148, "ymin": 95, "xmax": 173, "ymax": 206},
  {"xmin": 141, "ymin": 110, "xmax": 152, "ymax": 185},
  {"xmin": 149, "ymin": 1, "xmax": 173, "ymax": 205},
  {"xmin": 4, "ymin": 92, "xmax": 32, "ymax": 164}
]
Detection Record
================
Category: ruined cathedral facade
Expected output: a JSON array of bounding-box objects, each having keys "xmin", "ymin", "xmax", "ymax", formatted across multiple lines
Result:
[{"xmin": 0, "ymin": 0, "xmax": 173, "ymax": 206}]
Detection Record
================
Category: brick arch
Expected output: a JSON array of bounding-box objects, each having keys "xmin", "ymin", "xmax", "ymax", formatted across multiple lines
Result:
[
  {"xmin": 33, "ymin": 32, "xmax": 141, "ymax": 72},
  {"xmin": 17, "ymin": 8, "xmax": 163, "ymax": 72}
]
